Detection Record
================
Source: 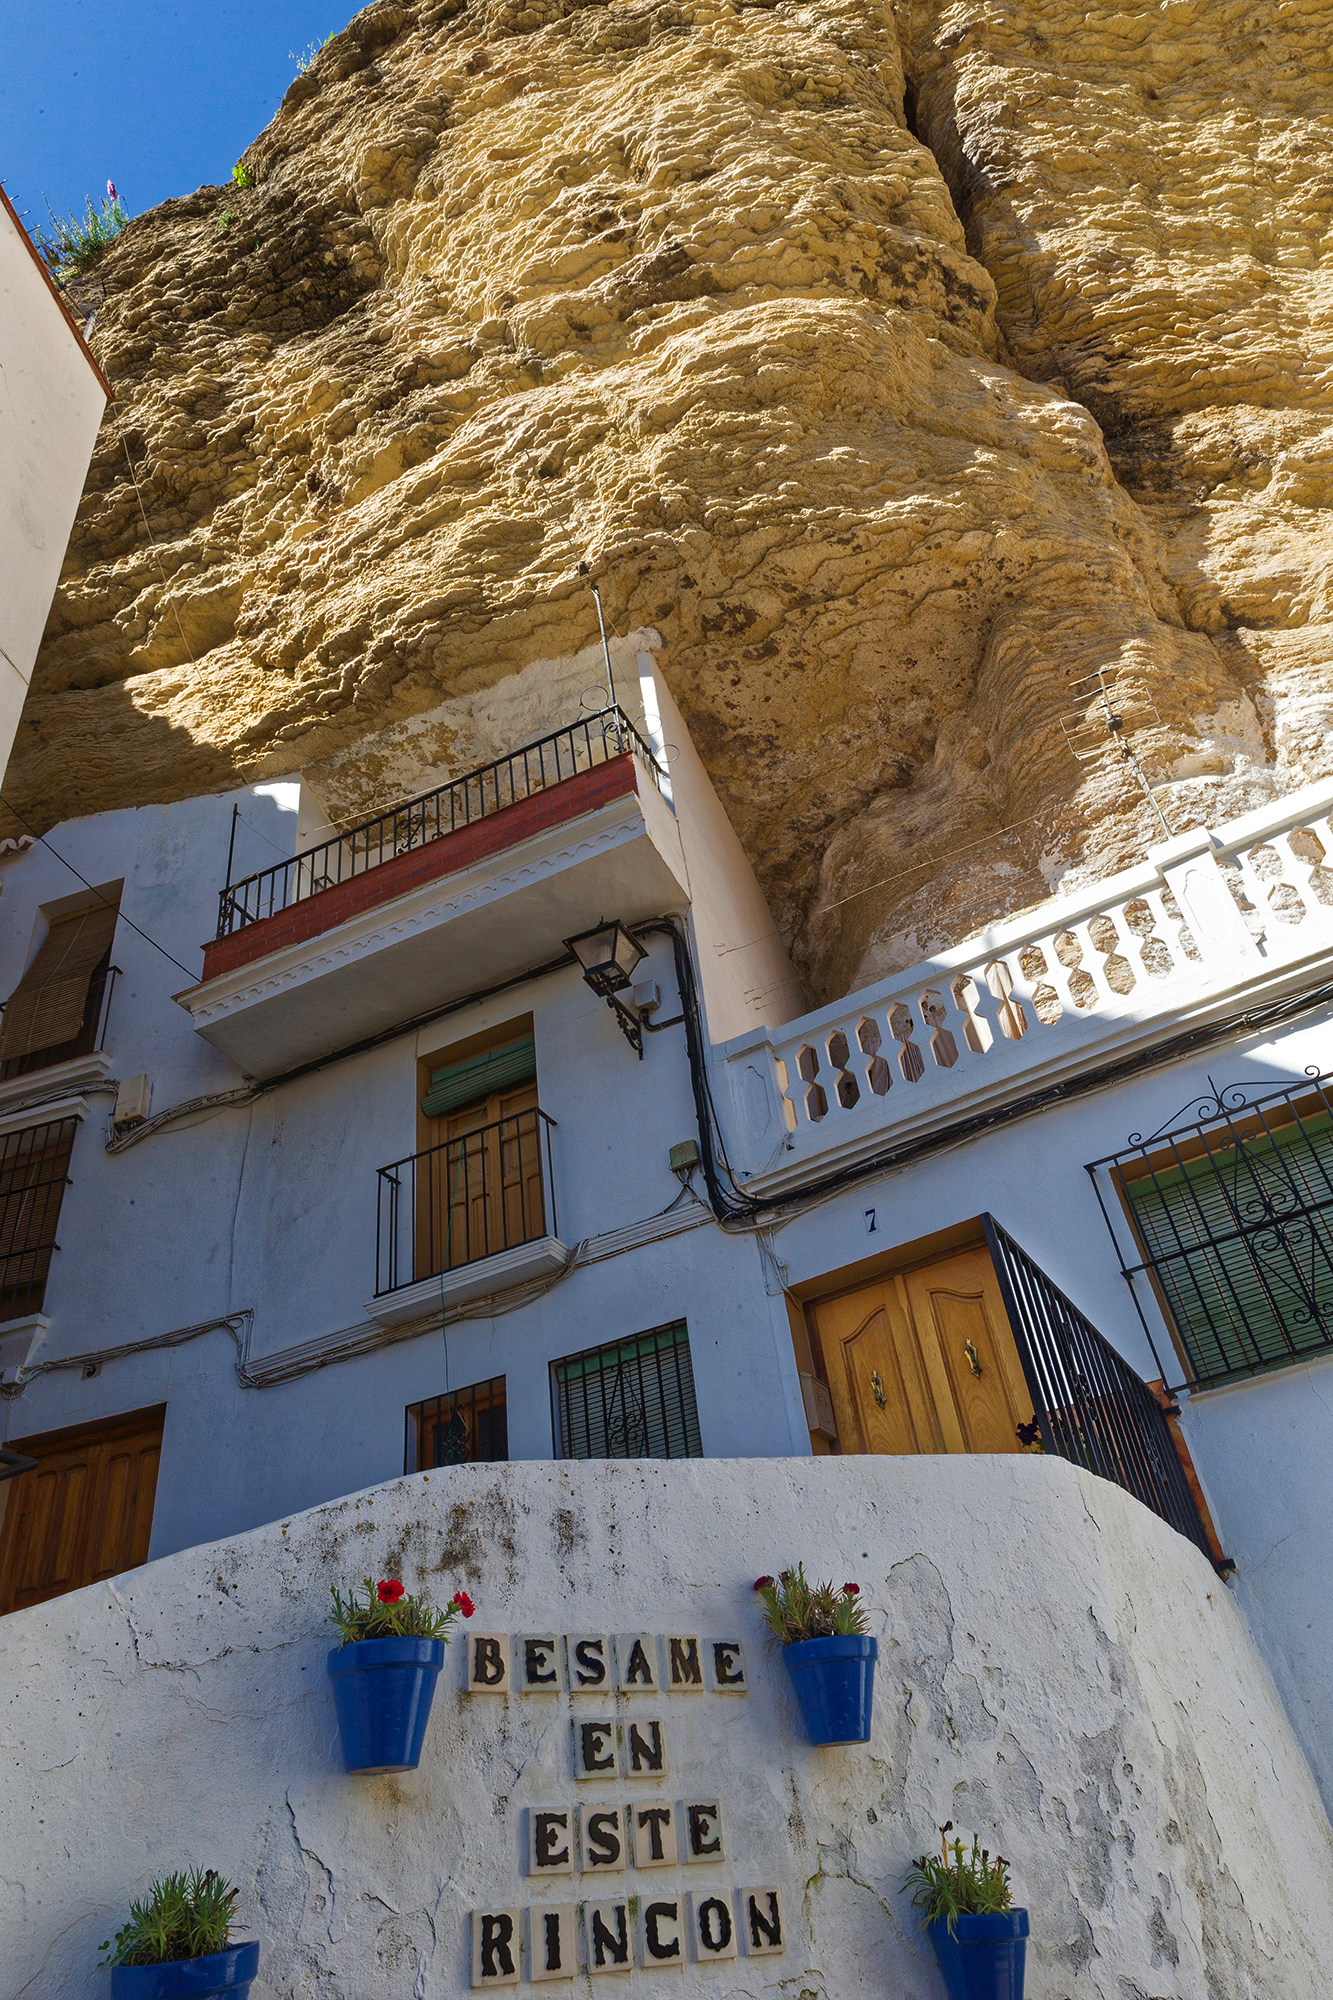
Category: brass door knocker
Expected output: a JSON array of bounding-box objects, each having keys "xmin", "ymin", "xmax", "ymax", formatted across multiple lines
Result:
[
  {"xmin": 964, "ymin": 1339, "xmax": 982, "ymax": 1378},
  {"xmin": 870, "ymin": 1368, "xmax": 887, "ymax": 1409}
]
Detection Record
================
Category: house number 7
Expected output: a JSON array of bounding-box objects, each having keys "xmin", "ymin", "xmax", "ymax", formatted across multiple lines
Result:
[{"xmin": 865, "ymin": 1207, "xmax": 877, "ymax": 1234}]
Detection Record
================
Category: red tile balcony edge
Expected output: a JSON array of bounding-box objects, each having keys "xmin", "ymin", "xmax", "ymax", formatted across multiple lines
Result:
[{"xmin": 201, "ymin": 756, "xmax": 640, "ymax": 983}]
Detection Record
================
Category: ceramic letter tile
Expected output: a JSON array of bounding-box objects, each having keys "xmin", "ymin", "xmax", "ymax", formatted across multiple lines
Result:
[
  {"xmin": 622, "ymin": 1717, "xmax": 668, "ymax": 1778},
  {"xmin": 568, "ymin": 1634, "xmax": 612, "ymax": 1691},
  {"xmin": 583, "ymin": 1900, "xmax": 633, "ymax": 1975},
  {"xmin": 519, "ymin": 1635, "xmax": 563, "ymax": 1693},
  {"xmin": 639, "ymin": 1897, "xmax": 685, "ymax": 1969},
  {"xmin": 577, "ymin": 1803, "xmax": 626, "ymax": 1871},
  {"xmin": 614, "ymin": 1633, "xmax": 660, "ymax": 1691},
  {"xmin": 666, "ymin": 1636, "xmax": 704, "ymax": 1691},
  {"xmin": 527, "ymin": 1904, "xmax": 577, "ymax": 1981},
  {"xmin": 472, "ymin": 1909, "xmax": 521, "ymax": 1985},
  {"xmin": 709, "ymin": 1639, "xmax": 747, "ymax": 1691},
  {"xmin": 741, "ymin": 1888, "xmax": 785, "ymax": 1957},
  {"xmin": 528, "ymin": 1807, "xmax": 574, "ymax": 1875},
  {"xmin": 688, "ymin": 1892, "xmax": 738, "ymax": 1962},
  {"xmin": 467, "ymin": 1633, "xmax": 510, "ymax": 1693},
  {"xmin": 682, "ymin": 1801, "xmax": 724, "ymax": 1863},
  {"xmin": 631, "ymin": 1801, "xmax": 678, "ymax": 1867},
  {"xmin": 574, "ymin": 1718, "xmax": 618, "ymax": 1781}
]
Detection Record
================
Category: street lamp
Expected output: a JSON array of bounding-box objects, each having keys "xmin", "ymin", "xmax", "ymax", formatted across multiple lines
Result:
[{"xmin": 565, "ymin": 920, "xmax": 648, "ymax": 1055}]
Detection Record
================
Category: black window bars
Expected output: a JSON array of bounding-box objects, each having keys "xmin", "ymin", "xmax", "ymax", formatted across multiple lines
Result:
[
  {"xmin": 218, "ymin": 706, "xmax": 667, "ymax": 938},
  {"xmin": 551, "ymin": 1322, "xmax": 703, "ymax": 1462},
  {"xmin": 405, "ymin": 1376, "xmax": 509, "ymax": 1470},
  {"xmin": 0, "ymin": 1117, "xmax": 78, "ymax": 1321},
  {"xmin": 1086, "ymin": 1073, "xmax": 1333, "ymax": 1393},
  {"xmin": 981, "ymin": 1215, "xmax": 1217, "ymax": 1564}
]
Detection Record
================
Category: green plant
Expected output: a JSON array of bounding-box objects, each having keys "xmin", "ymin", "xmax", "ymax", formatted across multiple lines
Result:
[
  {"xmin": 290, "ymin": 34, "xmax": 334, "ymax": 72},
  {"xmin": 99, "ymin": 1868, "xmax": 238, "ymax": 1967},
  {"xmin": 329, "ymin": 1574, "xmax": 474, "ymax": 1646},
  {"xmin": 34, "ymin": 187, "xmax": 128, "ymax": 281},
  {"xmin": 232, "ymin": 162, "xmax": 254, "ymax": 188},
  {"xmin": 903, "ymin": 1825, "xmax": 1013, "ymax": 1937},
  {"xmin": 216, "ymin": 211, "xmax": 237, "ymax": 230},
  {"xmin": 752, "ymin": 1564, "xmax": 868, "ymax": 1644}
]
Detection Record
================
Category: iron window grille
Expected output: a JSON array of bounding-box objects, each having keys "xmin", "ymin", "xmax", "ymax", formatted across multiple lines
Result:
[
  {"xmin": 552, "ymin": 1322, "xmax": 703, "ymax": 1462},
  {"xmin": 217, "ymin": 706, "xmax": 667, "ymax": 937},
  {"xmin": 1087, "ymin": 1074, "xmax": 1333, "ymax": 1392},
  {"xmin": 376, "ymin": 1108, "xmax": 557, "ymax": 1295},
  {"xmin": 981, "ymin": 1216, "xmax": 1216, "ymax": 1563},
  {"xmin": 406, "ymin": 1377, "xmax": 508, "ymax": 1470},
  {"xmin": 0, "ymin": 1118, "xmax": 77, "ymax": 1321}
]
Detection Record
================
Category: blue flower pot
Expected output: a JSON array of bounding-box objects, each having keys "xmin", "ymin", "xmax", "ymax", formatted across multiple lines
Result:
[
  {"xmin": 927, "ymin": 1910, "xmax": 1029, "ymax": 2000},
  {"xmin": 110, "ymin": 1941, "xmax": 260, "ymax": 1999},
  {"xmin": 782, "ymin": 1634, "xmax": 877, "ymax": 1743},
  {"xmin": 327, "ymin": 1636, "xmax": 446, "ymax": 1774}
]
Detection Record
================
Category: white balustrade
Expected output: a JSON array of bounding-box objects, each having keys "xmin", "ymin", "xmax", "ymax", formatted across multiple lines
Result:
[{"xmin": 719, "ymin": 779, "xmax": 1333, "ymax": 1187}]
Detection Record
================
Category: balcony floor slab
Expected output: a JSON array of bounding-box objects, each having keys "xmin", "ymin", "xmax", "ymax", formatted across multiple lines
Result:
[{"xmin": 365, "ymin": 1235, "xmax": 569, "ymax": 1323}]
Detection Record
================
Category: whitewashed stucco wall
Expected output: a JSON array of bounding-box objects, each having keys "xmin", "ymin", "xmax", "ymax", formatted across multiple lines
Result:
[{"xmin": 4, "ymin": 1457, "xmax": 1331, "ymax": 2000}]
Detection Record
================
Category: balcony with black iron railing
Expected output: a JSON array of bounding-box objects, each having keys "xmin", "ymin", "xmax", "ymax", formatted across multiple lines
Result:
[
  {"xmin": 183, "ymin": 706, "xmax": 688, "ymax": 1078},
  {"xmin": 216, "ymin": 707, "xmax": 666, "ymax": 942},
  {"xmin": 371, "ymin": 1108, "xmax": 565, "ymax": 1321}
]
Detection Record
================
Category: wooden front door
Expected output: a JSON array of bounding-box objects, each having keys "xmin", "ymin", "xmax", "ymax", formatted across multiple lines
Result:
[
  {"xmin": 418, "ymin": 1081, "xmax": 544, "ymax": 1276},
  {"xmin": 813, "ymin": 1246, "xmax": 1033, "ymax": 1456},
  {"xmin": 0, "ymin": 1404, "xmax": 164, "ymax": 1615}
]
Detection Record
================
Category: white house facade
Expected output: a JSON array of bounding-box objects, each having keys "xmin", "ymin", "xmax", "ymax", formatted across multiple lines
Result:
[{"xmin": 3, "ymin": 635, "xmax": 1333, "ymax": 1849}]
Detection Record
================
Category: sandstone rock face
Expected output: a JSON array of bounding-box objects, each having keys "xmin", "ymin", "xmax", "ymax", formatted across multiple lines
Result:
[{"xmin": 15, "ymin": 0, "xmax": 1332, "ymax": 1002}]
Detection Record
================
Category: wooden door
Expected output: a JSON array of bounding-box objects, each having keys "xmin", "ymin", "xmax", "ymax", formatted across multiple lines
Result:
[
  {"xmin": 0, "ymin": 1405, "xmax": 164, "ymax": 1615},
  {"xmin": 814, "ymin": 1247, "xmax": 1033, "ymax": 1456},
  {"xmin": 419, "ymin": 1081, "xmax": 542, "ymax": 1276}
]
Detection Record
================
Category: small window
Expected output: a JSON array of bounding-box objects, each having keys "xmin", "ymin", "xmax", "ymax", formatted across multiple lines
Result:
[
  {"xmin": 405, "ymin": 1376, "xmax": 508, "ymax": 1470},
  {"xmin": 0, "ymin": 886, "xmax": 120, "ymax": 1079},
  {"xmin": 0, "ymin": 1117, "xmax": 77, "ymax": 1321},
  {"xmin": 552, "ymin": 1322, "xmax": 703, "ymax": 1461}
]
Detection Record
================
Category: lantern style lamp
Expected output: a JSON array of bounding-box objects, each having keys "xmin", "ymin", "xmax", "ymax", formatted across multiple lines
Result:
[{"xmin": 565, "ymin": 920, "xmax": 648, "ymax": 1054}]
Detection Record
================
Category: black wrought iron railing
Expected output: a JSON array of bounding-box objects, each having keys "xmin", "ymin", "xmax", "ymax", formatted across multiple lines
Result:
[
  {"xmin": 218, "ymin": 707, "xmax": 666, "ymax": 938},
  {"xmin": 1087, "ymin": 1075, "xmax": 1333, "ymax": 1391},
  {"xmin": 552, "ymin": 1321, "xmax": 703, "ymax": 1461},
  {"xmin": 376, "ymin": 1108, "xmax": 558, "ymax": 1296},
  {"xmin": 981, "ymin": 1215, "xmax": 1216, "ymax": 1564}
]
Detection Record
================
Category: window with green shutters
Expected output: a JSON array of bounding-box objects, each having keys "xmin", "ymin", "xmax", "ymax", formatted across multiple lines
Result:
[
  {"xmin": 552, "ymin": 1323, "xmax": 703, "ymax": 1461},
  {"xmin": 1112, "ymin": 1086, "xmax": 1333, "ymax": 1389}
]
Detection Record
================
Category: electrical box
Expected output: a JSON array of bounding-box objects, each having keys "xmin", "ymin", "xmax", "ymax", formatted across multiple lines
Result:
[
  {"xmin": 632, "ymin": 979, "xmax": 661, "ymax": 1016},
  {"xmin": 113, "ymin": 1073, "xmax": 152, "ymax": 1130},
  {"xmin": 800, "ymin": 1372, "xmax": 839, "ymax": 1445},
  {"xmin": 669, "ymin": 1138, "xmax": 701, "ymax": 1173}
]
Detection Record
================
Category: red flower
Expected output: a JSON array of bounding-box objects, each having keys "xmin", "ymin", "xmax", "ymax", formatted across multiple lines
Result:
[
  {"xmin": 377, "ymin": 1578, "xmax": 405, "ymax": 1604},
  {"xmin": 452, "ymin": 1590, "xmax": 475, "ymax": 1618},
  {"xmin": 843, "ymin": 1583, "xmax": 860, "ymax": 1596},
  {"xmin": 753, "ymin": 1575, "xmax": 774, "ymax": 1592}
]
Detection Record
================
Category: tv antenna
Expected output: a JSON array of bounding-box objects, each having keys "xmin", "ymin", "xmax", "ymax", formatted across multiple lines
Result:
[{"xmin": 1060, "ymin": 667, "xmax": 1174, "ymax": 839}]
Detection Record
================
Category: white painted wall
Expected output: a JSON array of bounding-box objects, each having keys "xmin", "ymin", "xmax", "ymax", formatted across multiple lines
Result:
[
  {"xmin": 0, "ymin": 193, "xmax": 107, "ymax": 783},
  {"xmin": 2, "ymin": 1456, "xmax": 1330, "ymax": 1998},
  {"xmin": 646, "ymin": 660, "xmax": 805, "ymax": 1041}
]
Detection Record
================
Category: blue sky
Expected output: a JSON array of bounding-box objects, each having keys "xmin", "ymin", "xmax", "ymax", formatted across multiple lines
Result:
[{"xmin": 1, "ymin": 1, "xmax": 354, "ymax": 239}]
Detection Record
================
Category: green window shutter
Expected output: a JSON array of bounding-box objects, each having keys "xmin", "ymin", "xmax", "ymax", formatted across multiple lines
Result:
[
  {"xmin": 1126, "ymin": 1113, "xmax": 1333, "ymax": 1384},
  {"xmin": 421, "ymin": 1036, "xmax": 536, "ymax": 1118}
]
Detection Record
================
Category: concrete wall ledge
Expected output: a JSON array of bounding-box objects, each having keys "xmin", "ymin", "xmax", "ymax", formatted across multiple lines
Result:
[{"xmin": 4, "ymin": 1456, "xmax": 1331, "ymax": 1997}]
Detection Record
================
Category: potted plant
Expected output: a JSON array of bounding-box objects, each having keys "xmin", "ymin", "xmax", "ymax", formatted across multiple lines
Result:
[
  {"xmin": 904, "ymin": 1825, "xmax": 1029, "ymax": 2000},
  {"xmin": 753, "ymin": 1565, "xmax": 877, "ymax": 1744},
  {"xmin": 327, "ymin": 1574, "xmax": 474, "ymax": 1774},
  {"xmin": 100, "ymin": 1868, "xmax": 259, "ymax": 1998}
]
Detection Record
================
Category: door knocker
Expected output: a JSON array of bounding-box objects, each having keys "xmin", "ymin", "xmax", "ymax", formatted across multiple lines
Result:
[
  {"xmin": 870, "ymin": 1368, "xmax": 887, "ymax": 1409},
  {"xmin": 964, "ymin": 1339, "xmax": 982, "ymax": 1379}
]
